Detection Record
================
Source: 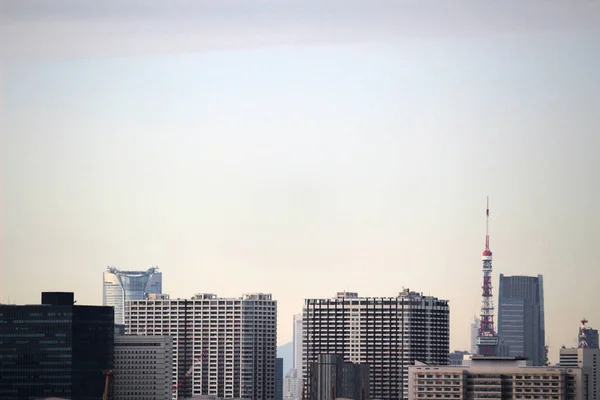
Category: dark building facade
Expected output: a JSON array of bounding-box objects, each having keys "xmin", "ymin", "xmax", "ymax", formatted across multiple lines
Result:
[
  {"xmin": 497, "ymin": 274, "xmax": 545, "ymax": 366},
  {"xmin": 303, "ymin": 290, "xmax": 449, "ymax": 400},
  {"xmin": 0, "ymin": 292, "xmax": 114, "ymax": 400},
  {"xmin": 276, "ymin": 358, "xmax": 284, "ymax": 400},
  {"xmin": 309, "ymin": 354, "xmax": 369, "ymax": 400}
]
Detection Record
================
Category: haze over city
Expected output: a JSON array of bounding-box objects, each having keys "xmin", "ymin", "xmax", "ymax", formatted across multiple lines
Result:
[{"xmin": 2, "ymin": 0, "xmax": 600, "ymax": 364}]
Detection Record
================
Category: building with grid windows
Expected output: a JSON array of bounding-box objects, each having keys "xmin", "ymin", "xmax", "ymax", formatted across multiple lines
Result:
[
  {"xmin": 103, "ymin": 266, "xmax": 162, "ymax": 325},
  {"xmin": 303, "ymin": 289, "xmax": 450, "ymax": 400},
  {"xmin": 0, "ymin": 292, "xmax": 114, "ymax": 400},
  {"xmin": 113, "ymin": 334, "xmax": 173, "ymax": 400},
  {"xmin": 497, "ymin": 274, "xmax": 545, "ymax": 366},
  {"xmin": 408, "ymin": 356, "xmax": 587, "ymax": 400},
  {"xmin": 559, "ymin": 347, "xmax": 600, "ymax": 400},
  {"xmin": 125, "ymin": 292, "xmax": 277, "ymax": 400}
]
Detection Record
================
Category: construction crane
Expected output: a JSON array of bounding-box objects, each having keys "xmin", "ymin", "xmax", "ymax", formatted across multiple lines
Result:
[
  {"xmin": 103, "ymin": 369, "xmax": 115, "ymax": 400},
  {"xmin": 173, "ymin": 349, "xmax": 207, "ymax": 397}
]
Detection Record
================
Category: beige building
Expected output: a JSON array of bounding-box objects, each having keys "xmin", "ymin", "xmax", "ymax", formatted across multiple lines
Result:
[
  {"xmin": 559, "ymin": 347, "xmax": 600, "ymax": 400},
  {"xmin": 408, "ymin": 356, "xmax": 585, "ymax": 400}
]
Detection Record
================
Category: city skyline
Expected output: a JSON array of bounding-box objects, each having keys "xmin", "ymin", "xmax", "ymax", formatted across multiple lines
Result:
[{"xmin": 2, "ymin": 0, "xmax": 600, "ymax": 363}]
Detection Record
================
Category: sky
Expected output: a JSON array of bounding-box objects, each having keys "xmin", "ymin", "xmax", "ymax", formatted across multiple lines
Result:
[{"xmin": 1, "ymin": 0, "xmax": 600, "ymax": 363}]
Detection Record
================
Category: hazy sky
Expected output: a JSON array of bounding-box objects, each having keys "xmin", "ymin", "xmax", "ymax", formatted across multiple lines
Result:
[{"xmin": 1, "ymin": 1, "xmax": 600, "ymax": 363}]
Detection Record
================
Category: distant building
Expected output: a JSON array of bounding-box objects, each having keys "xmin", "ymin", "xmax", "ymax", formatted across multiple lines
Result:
[
  {"xmin": 294, "ymin": 314, "xmax": 304, "ymax": 374},
  {"xmin": 303, "ymin": 289, "xmax": 449, "ymax": 400},
  {"xmin": 448, "ymin": 351, "xmax": 469, "ymax": 366},
  {"xmin": 560, "ymin": 347, "xmax": 600, "ymax": 400},
  {"xmin": 284, "ymin": 369, "xmax": 301, "ymax": 400},
  {"xmin": 103, "ymin": 266, "xmax": 162, "ymax": 324},
  {"xmin": 126, "ymin": 292, "xmax": 276, "ymax": 400},
  {"xmin": 0, "ymin": 292, "xmax": 114, "ymax": 400},
  {"xmin": 309, "ymin": 354, "xmax": 369, "ymax": 400},
  {"xmin": 276, "ymin": 358, "xmax": 284, "ymax": 400},
  {"xmin": 470, "ymin": 316, "xmax": 479, "ymax": 354},
  {"xmin": 580, "ymin": 327, "xmax": 600, "ymax": 349},
  {"xmin": 113, "ymin": 334, "xmax": 173, "ymax": 400},
  {"xmin": 409, "ymin": 356, "xmax": 586, "ymax": 400},
  {"xmin": 497, "ymin": 274, "xmax": 545, "ymax": 365}
]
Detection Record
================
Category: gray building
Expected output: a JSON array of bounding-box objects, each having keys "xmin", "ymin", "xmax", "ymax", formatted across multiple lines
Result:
[
  {"xmin": 309, "ymin": 354, "xmax": 369, "ymax": 400},
  {"xmin": 497, "ymin": 274, "xmax": 545, "ymax": 366},
  {"xmin": 103, "ymin": 266, "xmax": 162, "ymax": 324},
  {"xmin": 277, "ymin": 358, "xmax": 284, "ymax": 400},
  {"xmin": 113, "ymin": 334, "xmax": 173, "ymax": 400},
  {"xmin": 0, "ymin": 292, "xmax": 114, "ymax": 400},
  {"xmin": 303, "ymin": 289, "xmax": 450, "ymax": 400}
]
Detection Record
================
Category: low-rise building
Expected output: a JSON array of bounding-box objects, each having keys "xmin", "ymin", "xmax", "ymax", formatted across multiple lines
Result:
[
  {"xmin": 408, "ymin": 356, "xmax": 585, "ymax": 400},
  {"xmin": 309, "ymin": 354, "xmax": 369, "ymax": 400},
  {"xmin": 113, "ymin": 334, "xmax": 173, "ymax": 400}
]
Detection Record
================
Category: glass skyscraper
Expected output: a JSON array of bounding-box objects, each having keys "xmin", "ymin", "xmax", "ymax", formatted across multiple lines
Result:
[
  {"xmin": 497, "ymin": 274, "xmax": 545, "ymax": 365},
  {"xmin": 103, "ymin": 266, "xmax": 162, "ymax": 324}
]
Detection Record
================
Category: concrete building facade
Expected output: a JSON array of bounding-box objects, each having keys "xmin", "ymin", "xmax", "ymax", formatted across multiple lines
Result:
[
  {"xmin": 113, "ymin": 334, "xmax": 173, "ymax": 400},
  {"xmin": 309, "ymin": 354, "xmax": 369, "ymax": 400},
  {"xmin": 497, "ymin": 274, "xmax": 545, "ymax": 365},
  {"xmin": 303, "ymin": 289, "xmax": 450, "ymax": 400},
  {"xmin": 125, "ymin": 292, "xmax": 277, "ymax": 400},
  {"xmin": 560, "ymin": 347, "xmax": 600, "ymax": 400},
  {"xmin": 408, "ymin": 356, "xmax": 585, "ymax": 400}
]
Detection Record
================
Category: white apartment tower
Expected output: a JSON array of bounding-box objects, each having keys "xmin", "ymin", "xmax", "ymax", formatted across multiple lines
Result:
[
  {"xmin": 113, "ymin": 335, "xmax": 173, "ymax": 400},
  {"xmin": 303, "ymin": 289, "xmax": 450, "ymax": 400},
  {"xmin": 125, "ymin": 293, "xmax": 277, "ymax": 400}
]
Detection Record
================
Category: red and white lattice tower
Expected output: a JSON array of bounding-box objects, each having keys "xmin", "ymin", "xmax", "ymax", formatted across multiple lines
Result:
[
  {"xmin": 578, "ymin": 319, "xmax": 589, "ymax": 349},
  {"xmin": 477, "ymin": 197, "xmax": 499, "ymax": 355}
]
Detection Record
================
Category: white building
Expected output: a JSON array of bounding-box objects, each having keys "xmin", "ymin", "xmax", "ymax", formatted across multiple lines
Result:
[
  {"xmin": 113, "ymin": 334, "xmax": 173, "ymax": 400},
  {"xmin": 470, "ymin": 316, "xmax": 479, "ymax": 355},
  {"xmin": 303, "ymin": 289, "xmax": 450, "ymax": 400},
  {"xmin": 283, "ymin": 369, "xmax": 300, "ymax": 400},
  {"xmin": 560, "ymin": 347, "xmax": 600, "ymax": 400},
  {"xmin": 409, "ymin": 356, "xmax": 586, "ymax": 400},
  {"xmin": 103, "ymin": 266, "xmax": 162, "ymax": 324},
  {"xmin": 126, "ymin": 292, "xmax": 277, "ymax": 400}
]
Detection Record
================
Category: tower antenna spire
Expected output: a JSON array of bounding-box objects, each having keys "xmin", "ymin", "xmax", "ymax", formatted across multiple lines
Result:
[{"xmin": 477, "ymin": 196, "xmax": 499, "ymax": 356}]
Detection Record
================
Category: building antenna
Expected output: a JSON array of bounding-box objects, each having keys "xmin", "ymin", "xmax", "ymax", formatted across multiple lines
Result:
[{"xmin": 476, "ymin": 196, "xmax": 499, "ymax": 355}]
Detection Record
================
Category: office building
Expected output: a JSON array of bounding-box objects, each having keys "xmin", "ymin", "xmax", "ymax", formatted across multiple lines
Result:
[
  {"xmin": 448, "ymin": 351, "xmax": 469, "ymax": 366},
  {"xmin": 408, "ymin": 356, "xmax": 586, "ymax": 400},
  {"xmin": 560, "ymin": 347, "xmax": 599, "ymax": 400},
  {"xmin": 113, "ymin": 334, "xmax": 173, "ymax": 400},
  {"xmin": 470, "ymin": 317, "xmax": 479, "ymax": 354},
  {"xmin": 309, "ymin": 354, "xmax": 369, "ymax": 400},
  {"xmin": 284, "ymin": 369, "xmax": 301, "ymax": 400},
  {"xmin": 303, "ymin": 289, "xmax": 450, "ymax": 400},
  {"xmin": 126, "ymin": 292, "xmax": 277, "ymax": 400},
  {"xmin": 294, "ymin": 314, "xmax": 304, "ymax": 373},
  {"xmin": 0, "ymin": 292, "xmax": 114, "ymax": 400},
  {"xmin": 103, "ymin": 266, "xmax": 162, "ymax": 324},
  {"xmin": 276, "ymin": 358, "xmax": 284, "ymax": 400},
  {"xmin": 497, "ymin": 274, "xmax": 545, "ymax": 365}
]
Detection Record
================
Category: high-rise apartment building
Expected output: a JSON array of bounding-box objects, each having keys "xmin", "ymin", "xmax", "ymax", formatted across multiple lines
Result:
[
  {"xmin": 303, "ymin": 289, "xmax": 450, "ymax": 400},
  {"xmin": 497, "ymin": 274, "xmax": 545, "ymax": 365},
  {"xmin": 113, "ymin": 334, "xmax": 173, "ymax": 400},
  {"xmin": 409, "ymin": 356, "xmax": 586, "ymax": 400},
  {"xmin": 560, "ymin": 347, "xmax": 600, "ymax": 400},
  {"xmin": 126, "ymin": 292, "xmax": 277, "ymax": 400},
  {"xmin": 103, "ymin": 266, "xmax": 162, "ymax": 324},
  {"xmin": 0, "ymin": 292, "xmax": 114, "ymax": 400}
]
